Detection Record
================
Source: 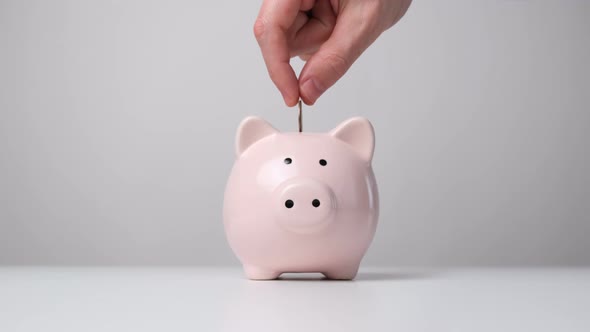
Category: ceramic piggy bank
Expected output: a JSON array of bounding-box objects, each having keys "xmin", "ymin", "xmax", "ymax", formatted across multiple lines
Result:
[{"xmin": 223, "ymin": 116, "xmax": 379, "ymax": 280}]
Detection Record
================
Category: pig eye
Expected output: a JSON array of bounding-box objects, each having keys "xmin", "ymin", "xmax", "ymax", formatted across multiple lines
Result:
[
  {"xmin": 285, "ymin": 200, "xmax": 294, "ymax": 208},
  {"xmin": 284, "ymin": 158, "xmax": 292, "ymax": 165},
  {"xmin": 319, "ymin": 159, "xmax": 327, "ymax": 166}
]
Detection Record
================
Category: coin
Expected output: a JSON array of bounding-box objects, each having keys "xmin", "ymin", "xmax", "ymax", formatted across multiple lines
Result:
[{"xmin": 298, "ymin": 100, "xmax": 302, "ymax": 133}]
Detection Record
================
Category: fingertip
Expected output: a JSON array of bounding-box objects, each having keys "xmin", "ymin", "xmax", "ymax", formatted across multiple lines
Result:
[
  {"xmin": 284, "ymin": 96, "xmax": 299, "ymax": 107},
  {"xmin": 280, "ymin": 87, "xmax": 300, "ymax": 107},
  {"xmin": 301, "ymin": 97, "xmax": 315, "ymax": 106},
  {"xmin": 267, "ymin": 62, "xmax": 300, "ymax": 108},
  {"xmin": 299, "ymin": 78, "xmax": 325, "ymax": 105}
]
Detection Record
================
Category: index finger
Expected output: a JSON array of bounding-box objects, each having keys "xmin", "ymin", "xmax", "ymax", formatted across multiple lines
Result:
[{"xmin": 254, "ymin": 0, "xmax": 302, "ymax": 106}]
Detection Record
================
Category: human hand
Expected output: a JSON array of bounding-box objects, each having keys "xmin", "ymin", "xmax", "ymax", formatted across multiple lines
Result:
[{"xmin": 254, "ymin": 0, "xmax": 411, "ymax": 106}]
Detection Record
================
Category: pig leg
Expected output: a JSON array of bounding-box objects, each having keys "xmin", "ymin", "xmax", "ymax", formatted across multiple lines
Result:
[
  {"xmin": 243, "ymin": 265, "xmax": 281, "ymax": 280},
  {"xmin": 322, "ymin": 264, "xmax": 360, "ymax": 280}
]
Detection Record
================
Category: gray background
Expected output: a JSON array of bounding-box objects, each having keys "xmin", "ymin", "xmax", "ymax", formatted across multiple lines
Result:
[{"xmin": 0, "ymin": 0, "xmax": 588, "ymax": 266}]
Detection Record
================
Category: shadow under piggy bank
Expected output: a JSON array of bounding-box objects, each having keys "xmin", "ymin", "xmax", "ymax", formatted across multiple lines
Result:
[{"xmin": 268, "ymin": 270, "xmax": 437, "ymax": 282}]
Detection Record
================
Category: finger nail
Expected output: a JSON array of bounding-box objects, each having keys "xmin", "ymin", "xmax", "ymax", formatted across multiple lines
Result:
[{"xmin": 300, "ymin": 78, "xmax": 325, "ymax": 105}]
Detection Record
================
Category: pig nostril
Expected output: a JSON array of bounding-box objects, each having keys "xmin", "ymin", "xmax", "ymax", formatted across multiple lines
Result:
[
  {"xmin": 285, "ymin": 199, "xmax": 294, "ymax": 209},
  {"xmin": 312, "ymin": 199, "xmax": 320, "ymax": 208}
]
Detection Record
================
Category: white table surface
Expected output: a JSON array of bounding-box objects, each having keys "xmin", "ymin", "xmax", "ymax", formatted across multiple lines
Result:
[{"xmin": 1, "ymin": 267, "xmax": 588, "ymax": 332}]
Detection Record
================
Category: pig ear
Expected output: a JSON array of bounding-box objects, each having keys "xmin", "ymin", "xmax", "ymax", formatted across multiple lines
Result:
[
  {"xmin": 235, "ymin": 116, "xmax": 279, "ymax": 156},
  {"xmin": 329, "ymin": 117, "xmax": 375, "ymax": 162}
]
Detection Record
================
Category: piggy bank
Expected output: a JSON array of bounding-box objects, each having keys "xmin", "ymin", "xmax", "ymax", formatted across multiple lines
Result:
[{"xmin": 223, "ymin": 116, "xmax": 379, "ymax": 280}]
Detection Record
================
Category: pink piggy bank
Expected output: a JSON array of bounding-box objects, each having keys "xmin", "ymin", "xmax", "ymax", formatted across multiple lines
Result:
[{"xmin": 223, "ymin": 116, "xmax": 379, "ymax": 280}]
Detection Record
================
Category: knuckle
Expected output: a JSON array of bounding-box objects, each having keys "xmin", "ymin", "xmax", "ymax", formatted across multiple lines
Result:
[
  {"xmin": 321, "ymin": 52, "xmax": 350, "ymax": 78},
  {"xmin": 361, "ymin": 1, "xmax": 388, "ymax": 33},
  {"xmin": 268, "ymin": 69, "xmax": 280, "ymax": 84},
  {"xmin": 253, "ymin": 18, "xmax": 267, "ymax": 40}
]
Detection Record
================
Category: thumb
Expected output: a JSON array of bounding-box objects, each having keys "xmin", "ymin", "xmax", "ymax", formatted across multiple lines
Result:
[{"xmin": 298, "ymin": 9, "xmax": 381, "ymax": 105}]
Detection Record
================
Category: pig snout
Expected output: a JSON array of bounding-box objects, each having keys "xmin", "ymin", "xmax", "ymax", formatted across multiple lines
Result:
[{"xmin": 273, "ymin": 177, "xmax": 335, "ymax": 233}]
